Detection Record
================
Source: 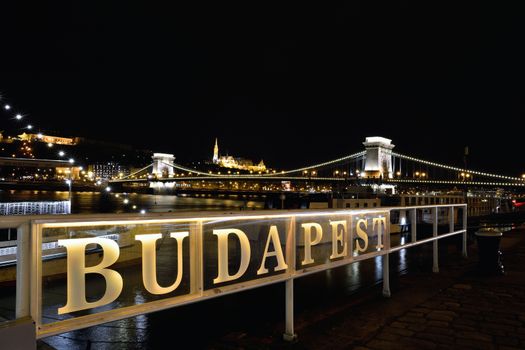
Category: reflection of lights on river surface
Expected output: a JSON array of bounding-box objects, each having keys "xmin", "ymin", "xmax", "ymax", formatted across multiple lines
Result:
[{"xmin": 374, "ymin": 255, "xmax": 382, "ymax": 281}]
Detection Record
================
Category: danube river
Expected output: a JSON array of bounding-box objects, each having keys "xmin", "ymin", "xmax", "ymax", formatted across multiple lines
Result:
[{"xmin": 0, "ymin": 189, "xmax": 265, "ymax": 213}]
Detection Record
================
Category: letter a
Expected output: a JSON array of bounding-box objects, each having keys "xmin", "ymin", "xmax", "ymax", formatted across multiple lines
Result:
[{"xmin": 257, "ymin": 225, "xmax": 288, "ymax": 275}]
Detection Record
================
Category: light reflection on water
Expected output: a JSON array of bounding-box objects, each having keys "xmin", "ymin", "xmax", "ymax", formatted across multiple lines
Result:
[
  {"xmin": 374, "ymin": 256, "xmax": 382, "ymax": 281},
  {"xmin": 0, "ymin": 190, "xmax": 266, "ymax": 213}
]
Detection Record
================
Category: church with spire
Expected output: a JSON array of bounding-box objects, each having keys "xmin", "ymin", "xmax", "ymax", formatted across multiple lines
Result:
[
  {"xmin": 212, "ymin": 138, "xmax": 266, "ymax": 172},
  {"xmin": 213, "ymin": 138, "xmax": 219, "ymax": 164}
]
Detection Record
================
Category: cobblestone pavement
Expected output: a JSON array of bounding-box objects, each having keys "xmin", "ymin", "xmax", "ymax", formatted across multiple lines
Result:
[{"xmin": 209, "ymin": 229, "xmax": 525, "ymax": 350}]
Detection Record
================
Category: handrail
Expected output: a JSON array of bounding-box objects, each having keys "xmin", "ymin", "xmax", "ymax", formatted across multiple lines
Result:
[{"xmin": 0, "ymin": 204, "xmax": 468, "ymax": 344}]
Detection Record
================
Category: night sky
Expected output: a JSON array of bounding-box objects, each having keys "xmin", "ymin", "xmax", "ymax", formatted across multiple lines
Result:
[{"xmin": 1, "ymin": 3, "xmax": 524, "ymax": 174}]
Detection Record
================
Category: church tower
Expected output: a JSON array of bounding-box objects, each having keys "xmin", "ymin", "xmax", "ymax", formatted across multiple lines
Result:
[{"xmin": 213, "ymin": 138, "xmax": 219, "ymax": 164}]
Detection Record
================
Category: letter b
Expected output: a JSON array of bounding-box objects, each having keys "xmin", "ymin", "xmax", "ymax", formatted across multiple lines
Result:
[{"xmin": 58, "ymin": 238, "xmax": 123, "ymax": 314}]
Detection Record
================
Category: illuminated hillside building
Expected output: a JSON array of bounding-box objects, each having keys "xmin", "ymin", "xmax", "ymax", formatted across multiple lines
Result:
[{"xmin": 212, "ymin": 138, "xmax": 266, "ymax": 172}]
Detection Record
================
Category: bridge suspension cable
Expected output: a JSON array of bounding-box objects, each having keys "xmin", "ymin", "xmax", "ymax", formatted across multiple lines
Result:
[
  {"xmin": 119, "ymin": 164, "xmax": 154, "ymax": 180},
  {"xmin": 267, "ymin": 151, "xmax": 365, "ymax": 176},
  {"xmin": 160, "ymin": 161, "xmax": 222, "ymax": 177},
  {"xmin": 160, "ymin": 151, "xmax": 366, "ymax": 178},
  {"xmin": 393, "ymin": 152, "xmax": 523, "ymax": 182}
]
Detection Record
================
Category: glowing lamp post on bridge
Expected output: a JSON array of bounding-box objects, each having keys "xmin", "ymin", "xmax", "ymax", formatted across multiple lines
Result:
[
  {"xmin": 67, "ymin": 158, "xmax": 75, "ymax": 203},
  {"xmin": 460, "ymin": 172, "xmax": 471, "ymax": 181}
]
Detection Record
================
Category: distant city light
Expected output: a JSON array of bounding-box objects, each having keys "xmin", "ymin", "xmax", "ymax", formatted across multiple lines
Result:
[
  {"xmin": 37, "ymin": 133, "xmax": 43, "ymax": 138},
  {"xmin": 58, "ymin": 151, "xmax": 65, "ymax": 157},
  {"xmin": 132, "ymin": 205, "xmax": 137, "ymax": 209},
  {"xmin": 15, "ymin": 114, "xmax": 22, "ymax": 120},
  {"xmin": 4, "ymin": 104, "xmax": 10, "ymax": 110},
  {"xmin": 65, "ymin": 180, "xmax": 71, "ymax": 185},
  {"xmin": 140, "ymin": 209, "xmax": 146, "ymax": 214},
  {"xmin": 96, "ymin": 180, "xmax": 102, "ymax": 185},
  {"xmin": 27, "ymin": 125, "xmax": 33, "ymax": 130},
  {"xmin": 47, "ymin": 143, "xmax": 53, "ymax": 148},
  {"xmin": 68, "ymin": 158, "xmax": 75, "ymax": 164},
  {"xmin": 105, "ymin": 186, "xmax": 111, "ymax": 192},
  {"xmin": 123, "ymin": 199, "xmax": 129, "ymax": 204}
]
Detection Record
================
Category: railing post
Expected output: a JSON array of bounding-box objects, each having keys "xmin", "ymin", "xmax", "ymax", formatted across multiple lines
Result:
[
  {"xmin": 15, "ymin": 223, "xmax": 30, "ymax": 318},
  {"xmin": 30, "ymin": 222, "xmax": 42, "ymax": 331},
  {"xmin": 411, "ymin": 208, "xmax": 417, "ymax": 242},
  {"xmin": 462, "ymin": 205, "xmax": 468, "ymax": 258},
  {"xmin": 283, "ymin": 217, "xmax": 297, "ymax": 342},
  {"xmin": 382, "ymin": 212, "xmax": 391, "ymax": 297},
  {"xmin": 283, "ymin": 279, "xmax": 296, "ymax": 341},
  {"xmin": 449, "ymin": 206, "xmax": 454, "ymax": 233},
  {"xmin": 190, "ymin": 221, "xmax": 203, "ymax": 295},
  {"xmin": 432, "ymin": 207, "xmax": 439, "ymax": 273},
  {"xmin": 382, "ymin": 254, "xmax": 391, "ymax": 297}
]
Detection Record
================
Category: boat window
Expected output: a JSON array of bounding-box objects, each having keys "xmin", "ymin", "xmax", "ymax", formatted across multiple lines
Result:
[
  {"xmin": 0, "ymin": 229, "xmax": 9, "ymax": 242},
  {"xmin": 0, "ymin": 228, "xmax": 16, "ymax": 242}
]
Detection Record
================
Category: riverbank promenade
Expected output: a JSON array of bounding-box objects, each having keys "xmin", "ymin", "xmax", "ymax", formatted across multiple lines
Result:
[{"xmin": 211, "ymin": 227, "xmax": 525, "ymax": 350}]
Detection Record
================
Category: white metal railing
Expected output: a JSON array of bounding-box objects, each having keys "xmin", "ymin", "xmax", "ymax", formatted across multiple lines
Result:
[{"xmin": 0, "ymin": 204, "xmax": 467, "ymax": 344}]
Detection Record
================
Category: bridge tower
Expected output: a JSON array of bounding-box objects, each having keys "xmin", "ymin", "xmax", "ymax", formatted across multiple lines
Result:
[
  {"xmin": 152, "ymin": 153, "xmax": 175, "ymax": 178},
  {"xmin": 362, "ymin": 137, "xmax": 395, "ymax": 179}
]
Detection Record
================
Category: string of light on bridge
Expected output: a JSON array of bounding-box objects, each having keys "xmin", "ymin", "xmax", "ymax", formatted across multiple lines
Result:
[
  {"xmin": 154, "ymin": 152, "xmax": 366, "ymax": 179},
  {"xmin": 387, "ymin": 178, "xmax": 525, "ymax": 187},
  {"xmin": 393, "ymin": 152, "xmax": 524, "ymax": 182},
  {"xmin": 267, "ymin": 151, "xmax": 365, "ymax": 176}
]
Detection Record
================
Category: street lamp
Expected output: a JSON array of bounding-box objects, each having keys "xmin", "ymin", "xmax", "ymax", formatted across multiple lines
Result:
[
  {"xmin": 279, "ymin": 193, "xmax": 286, "ymax": 209},
  {"xmin": 65, "ymin": 179, "xmax": 72, "ymax": 202},
  {"xmin": 66, "ymin": 158, "xmax": 74, "ymax": 203}
]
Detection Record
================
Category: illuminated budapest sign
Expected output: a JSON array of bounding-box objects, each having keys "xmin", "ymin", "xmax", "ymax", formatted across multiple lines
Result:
[{"xmin": 49, "ymin": 211, "xmax": 388, "ymax": 316}]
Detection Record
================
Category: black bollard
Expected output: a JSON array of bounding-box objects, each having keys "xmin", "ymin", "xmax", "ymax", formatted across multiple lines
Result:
[{"xmin": 475, "ymin": 228, "xmax": 504, "ymax": 275}]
